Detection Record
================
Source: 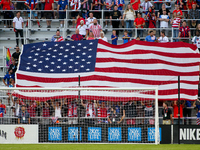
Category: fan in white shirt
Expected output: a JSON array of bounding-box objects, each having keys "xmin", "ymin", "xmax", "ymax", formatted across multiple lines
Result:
[
  {"xmin": 86, "ymin": 12, "xmax": 96, "ymax": 28},
  {"xmin": 77, "ymin": 20, "xmax": 88, "ymax": 38},
  {"xmin": 158, "ymin": 31, "xmax": 169, "ymax": 43},
  {"xmin": 99, "ymin": 31, "xmax": 108, "ymax": 42},
  {"xmin": 51, "ymin": 99, "xmax": 62, "ymax": 118}
]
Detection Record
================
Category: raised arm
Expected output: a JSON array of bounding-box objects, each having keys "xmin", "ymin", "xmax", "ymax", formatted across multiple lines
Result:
[
  {"xmin": 60, "ymin": 99, "xmax": 63, "ymax": 109},
  {"xmin": 51, "ymin": 99, "xmax": 55, "ymax": 109},
  {"xmin": 94, "ymin": 100, "xmax": 97, "ymax": 108},
  {"xmin": 81, "ymin": 99, "xmax": 86, "ymax": 107}
]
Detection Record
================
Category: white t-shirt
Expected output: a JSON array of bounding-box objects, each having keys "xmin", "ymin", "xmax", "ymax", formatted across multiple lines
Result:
[
  {"xmin": 99, "ymin": 36, "xmax": 108, "ymax": 42},
  {"xmin": 55, "ymin": 107, "xmax": 61, "ymax": 118},
  {"xmin": 86, "ymin": 17, "xmax": 96, "ymax": 27},
  {"xmin": 85, "ymin": 104, "xmax": 93, "ymax": 118},
  {"xmin": 77, "ymin": 25, "xmax": 88, "ymax": 36},
  {"xmin": 13, "ymin": 16, "xmax": 24, "ymax": 29},
  {"xmin": 159, "ymin": 15, "xmax": 169, "ymax": 28},
  {"xmin": 158, "ymin": 36, "xmax": 169, "ymax": 43},
  {"xmin": 124, "ymin": 9, "xmax": 135, "ymax": 20},
  {"xmin": 192, "ymin": 36, "xmax": 200, "ymax": 48}
]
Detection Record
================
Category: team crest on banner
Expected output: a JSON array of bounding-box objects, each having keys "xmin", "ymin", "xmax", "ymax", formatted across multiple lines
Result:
[
  {"xmin": 68, "ymin": 127, "xmax": 82, "ymax": 141},
  {"xmin": 14, "ymin": 127, "xmax": 25, "ymax": 139},
  {"xmin": 108, "ymin": 127, "xmax": 121, "ymax": 141},
  {"xmin": 148, "ymin": 127, "xmax": 161, "ymax": 141},
  {"xmin": 88, "ymin": 127, "xmax": 101, "ymax": 141},
  {"xmin": 48, "ymin": 127, "xmax": 62, "ymax": 141},
  {"xmin": 128, "ymin": 127, "xmax": 141, "ymax": 141}
]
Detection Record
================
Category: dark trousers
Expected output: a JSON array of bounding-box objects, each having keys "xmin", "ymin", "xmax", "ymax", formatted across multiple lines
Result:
[
  {"xmin": 189, "ymin": 21, "xmax": 197, "ymax": 37},
  {"xmin": 3, "ymin": 11, "xmax": 14, "ymax": 26},
  {"xmin": 183, "ymin": 108, "xmax": 192, "ymax": 125},
  {"xmin": 15, "ymin": 29, "xmax": 24, "ymax": 46},
  {"xmin": 112, "ymin": 21, "xmax": 120, "ymax": 36}
]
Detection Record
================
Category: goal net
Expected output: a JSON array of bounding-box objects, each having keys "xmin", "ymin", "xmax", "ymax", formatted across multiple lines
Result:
[{"xmin": 0, "ymin": 87, "xmax": 159, "ymax": 144}]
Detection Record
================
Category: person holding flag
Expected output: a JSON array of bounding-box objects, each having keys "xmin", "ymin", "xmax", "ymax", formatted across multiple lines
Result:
[
  {"xmin": 6, "ymin": 47, "xmax": 12, "ymax": 69},
  {"xmin": 51, "ymin": 29, "xmax": 64, "ymax": 42}
]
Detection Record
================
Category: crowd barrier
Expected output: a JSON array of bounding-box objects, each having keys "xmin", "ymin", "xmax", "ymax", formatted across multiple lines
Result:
[{"xmin": 1, "ymin": 123, "xmax": 200, "ymax": 144}]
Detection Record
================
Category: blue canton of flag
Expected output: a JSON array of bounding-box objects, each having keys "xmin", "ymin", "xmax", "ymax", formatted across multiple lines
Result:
[{"xmin": 19, "ymin": 40, "xmax": 98, "ymax": 73}]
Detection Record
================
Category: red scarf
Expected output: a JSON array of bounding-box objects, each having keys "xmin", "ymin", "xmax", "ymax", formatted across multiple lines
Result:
[{"xmin": 86, "ymin": 103, "xmax": 96, "ymax": 117}]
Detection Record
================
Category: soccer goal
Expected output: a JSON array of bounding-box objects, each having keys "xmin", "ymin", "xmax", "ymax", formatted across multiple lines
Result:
[{"xmin": 0, "ymin": 87, "xmax": 159, "ymax": 144}]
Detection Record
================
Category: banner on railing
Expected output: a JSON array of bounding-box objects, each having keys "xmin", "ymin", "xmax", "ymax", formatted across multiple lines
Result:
[{"xmin": 0, "ymin": 125, "xmax": 38, "ymax": 143}]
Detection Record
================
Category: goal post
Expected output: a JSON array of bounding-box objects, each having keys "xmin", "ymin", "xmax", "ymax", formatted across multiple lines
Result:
[{"xmin": 0, "ymin": 87, "xmax": 159, "ymax": 144}]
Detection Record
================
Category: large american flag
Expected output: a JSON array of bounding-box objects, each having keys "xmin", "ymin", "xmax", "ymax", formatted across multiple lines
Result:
[{"xmin": 15, "ymin": 39, "xmax": 200, "ymax": 101}]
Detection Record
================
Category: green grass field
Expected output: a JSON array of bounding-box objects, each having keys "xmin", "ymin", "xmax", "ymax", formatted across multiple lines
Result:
[{"xmin": 0, "ymin": 144, "xmax": 199, "ymax": 150}]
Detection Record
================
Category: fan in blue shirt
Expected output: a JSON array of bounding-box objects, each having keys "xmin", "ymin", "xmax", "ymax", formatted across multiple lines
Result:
[
  {"xmin": 145, "ymin": 30, "xmax": 156, "ymax": 42},
  {"xmin": 111, "ymin": 30, "xmax": 118, "ymax": 45},
  {"xmin": 3, "ymin": 69, "xmax": 15, "ymax": 86},
  {"xmin": 122, "ymin": 31, "xmax": 130, "ymax": 44}
]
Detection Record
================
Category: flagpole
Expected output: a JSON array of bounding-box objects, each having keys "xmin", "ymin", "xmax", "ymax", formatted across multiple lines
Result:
[
  {"xmin": 78, "ymin": 75, "xmax": 80, "ymax": 142},
  {"xmin": 178, "ymin": 76, "xmax": 180, "ymax": 144}
]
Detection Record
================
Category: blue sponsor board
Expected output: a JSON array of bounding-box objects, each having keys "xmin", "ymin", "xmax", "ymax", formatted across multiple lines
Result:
[
  {"xmin": 128, "ymin": 127, "xmax": 141, "ymax": 141},
  {"xmin": 68, "ymin": 127, "xmax": 82, "ymax": 141},
  {"xmin": 108, "ymin": 127, "xmax": 121, "ymax": 141},
  {"xmin": 148, "ymin": 127, "xmax": 162, "ymax": 141},
  {"xmin": 88, "ymin": 127, "xmax": 101, "ymax": 141},
  {"xmin": 48, "ymin": 127, "xmax": 62, "ymax": 141}
]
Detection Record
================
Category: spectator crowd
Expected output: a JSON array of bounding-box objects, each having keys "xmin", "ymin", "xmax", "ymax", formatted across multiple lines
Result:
[{"xmin": 0, "ymin": 0, "xmax": 200, "ymax": 48}]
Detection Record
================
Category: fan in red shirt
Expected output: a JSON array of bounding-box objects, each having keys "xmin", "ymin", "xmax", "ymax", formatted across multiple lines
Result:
[
  {"xmin": 134, "ymin": 12, "xmax": 145, "ymax": 37},
  {"xmin": 0, "ymin": 0, "xmax": 14, "ymax": 28},
  {"xmin": 97, "ymin": 101, "xmax": 108, "ymax": 123},
  {"xmin": 27, "ymin": 101, "xmax": 37, "ymax": 118},
  {"xmin": 187, "ymin": 0, "xmax": 196, "ymax": 10},
  {"xmin": 76, "ymin": 13, "xmax": 86, "ymax": 28},
  {"xmin": 42, "ymin": 0, "xmax": 54, "ymax": 28},
  {"xmin": 172, "ymin": 100, "xmax": 185, "ymax": 124},
  {"xmin": 173, "ymin": 4, "xmax": 183, "ymax": 19},
  {"xmin": 148, "ymin": 12, "xmax": 157, "ymax": 28},
  {"xmin": 130, "ymin": 0, "xmax": 140, "ymax": 11}
]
